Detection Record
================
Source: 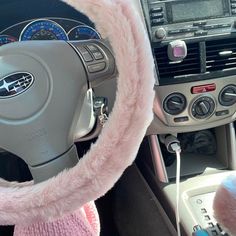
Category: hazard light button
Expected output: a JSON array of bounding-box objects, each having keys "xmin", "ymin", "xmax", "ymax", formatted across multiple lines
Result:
[{"xmin": 191, "ymin": 84, "xmax": 216, "ymax": 94}]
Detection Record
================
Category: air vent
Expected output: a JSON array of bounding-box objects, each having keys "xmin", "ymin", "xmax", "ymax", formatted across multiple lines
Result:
[
  {"xmin": 206, "ymin": 38, "xmax": 236, "ymax": 72},
  {"xmin": 154, "ymin": 43, "xmax": 200, "ymax": 79}
]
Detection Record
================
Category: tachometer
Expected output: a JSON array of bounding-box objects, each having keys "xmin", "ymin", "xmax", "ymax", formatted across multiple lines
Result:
[
  {"xmin": 68, "ymin": 26, "xmax": 100, "ymax": 40},
  {"xmin": 0, "ymin": 35, "xmax": 17, "ymax": 46},
  {"xmin": 20, "ymin": 19, "xmax": 68, "ymax": 41}
]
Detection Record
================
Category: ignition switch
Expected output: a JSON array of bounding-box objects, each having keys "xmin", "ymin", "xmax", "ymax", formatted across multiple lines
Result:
[{"xmin": 94, "ymin": 97, "xmax": 109, "ymax": 126}]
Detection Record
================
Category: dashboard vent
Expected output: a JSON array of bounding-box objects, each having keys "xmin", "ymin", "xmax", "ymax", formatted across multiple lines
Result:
[
  {"xmin": 206, "ymin": 38, "xmax": 236, "ymax": 72},
  {"xmin": 154, "ymin": 43, "xmax": 200, "ymax": 79}
]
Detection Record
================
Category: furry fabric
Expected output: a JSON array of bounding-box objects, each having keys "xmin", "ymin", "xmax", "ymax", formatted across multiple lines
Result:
[
  {"xmin": 0, "ymin": 0, "xmax": 155, "ymax": 234},
  {"xmin": 14, "ymin": 202, "xmax": 100, "ymax": 236},
  {"xmin": 213, "ymin": 175, "xmax": 236, "ymax": 235}
]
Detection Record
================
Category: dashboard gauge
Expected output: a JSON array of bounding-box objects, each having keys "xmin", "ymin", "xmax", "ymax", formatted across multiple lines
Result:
[
  {"xmin": 0, "ymin": 35, "xmax": 17, "ymax": 46},
  {"xmin": 68, "ymin": 26, "xmax": 100, "ymax": 40},
  {"xmin": 20, "ymin": 19, "xmax": 68, "ymax": 41}
]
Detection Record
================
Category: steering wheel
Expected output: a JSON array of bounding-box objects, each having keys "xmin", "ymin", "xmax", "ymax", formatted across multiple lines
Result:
[{"xmin": 0, "ymin": 0, "xmax": 155, "ymax": 225}]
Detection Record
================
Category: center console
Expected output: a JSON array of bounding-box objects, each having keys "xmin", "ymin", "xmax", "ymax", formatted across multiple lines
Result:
[
  {"xmin": 139, "ymin": 1, "xmax": 236, "ymax": 235},
  {"xmin": 141, "ymin": 0, "xmax": 236, "ymax": 130}
]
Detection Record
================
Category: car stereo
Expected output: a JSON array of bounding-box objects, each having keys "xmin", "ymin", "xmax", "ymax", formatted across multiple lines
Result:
[
  {"xmin": 160, "ymin": 0, "xmax": 229, "ymax": 24},
  {"xmin": 140, "ymin": 0, "xmax": 236, "ymax": 85},
  {"xmin": 142, "ymin": 0, "xmax": 235, "ymax": 42}
]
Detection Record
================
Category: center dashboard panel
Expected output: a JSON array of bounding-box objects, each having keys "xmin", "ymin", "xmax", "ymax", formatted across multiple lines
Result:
[{"xmin": 141, "ymin": 0, "xmax": 236, "ymax": 130}]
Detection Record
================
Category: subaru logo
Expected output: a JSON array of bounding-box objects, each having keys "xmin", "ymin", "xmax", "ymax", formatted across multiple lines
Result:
[{"xmin": 0, "ymin": 72, "xmax": 34, "ymax": 98}]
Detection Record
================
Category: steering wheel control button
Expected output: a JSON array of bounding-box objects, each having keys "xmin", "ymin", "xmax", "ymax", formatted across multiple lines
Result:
[
  {"xmin": 93, "ymin": 51, "xmax": 104, "ymax": 60},
  {"xmin": 70, "ymin": 41, "xmax": 116, "ymax": 87},
  {"xmin": 82, "ymin": 52, "xmax": 93, "ymax": 62},
  {"xmin": 191, "ymin": 84, "xmax": 216, "ymax": 94},
  {"xmin": 77, "ymin": 46, "xmax": 93, "ymax": 62},
  {"xmin": 191, "ymin": 96, "xmax": 215, "ymax": 119},
  {"xmin": 87, "ymin": 44, "xmax": 99, "ymax": 52},
  {"xmin": 219, "ymin": 85, "xmax": 236, "ymax": 106},
  {"xmin": 163, "ymin": 93, "xmax": 187, "ymax": 115},
  {"xmin": 86, "ymin": 44, "xmax": 104, "ymax": 60},
  {"xmin": 88, "ymin": 62, "xmax": 106, "ymax": 73}
]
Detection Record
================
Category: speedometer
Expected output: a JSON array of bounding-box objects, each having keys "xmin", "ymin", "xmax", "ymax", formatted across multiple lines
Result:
[
  {"xmin": 68, "ymin": 26, "xmax": 100, "ymax": 40},
  {"xmin": 20, "ymin": 19, "xmax": 68, "ymax": 41}
]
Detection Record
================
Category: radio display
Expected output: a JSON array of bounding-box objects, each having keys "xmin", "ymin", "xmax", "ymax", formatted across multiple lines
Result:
[{"xmin": 171, "ymin": 0, "xmax": 224, "ymax": 23}]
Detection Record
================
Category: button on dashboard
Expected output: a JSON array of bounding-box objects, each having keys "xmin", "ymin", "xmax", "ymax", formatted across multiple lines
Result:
[
  {"xmin": 232, "ymin": 9, "xmax": 236, "ymax": 14},
  {"xmin": 231, "ymin": 3, "xmax": 236, "ymax": 8},
  {"xmin": 193, "ymin": 21, "xmax": 207, "ymax": 26},
  {"xmin": 218, "ymin": 23, "xmax": 231, "ymax": 28},
  {"xmin": 181, "ymin": 27, "xmax": 198, "ymax": 33},
  {"xmin": 174, "ymin": 117, "xmax": 189, "ymax": 123},
  {"xmin": 150, "ymin": 7, "xmax": 163, "ymax": 13},
  {"xmin": 215, "ymin": 110, "xmax": 230, "ymax": 117},
  {"xmin": 151, "ymin": 13, "xmax": 164, "ymax": 18},
  {"xmin": 203, "ymin": 24, "xmax": 220, "ymax": 30},
  {"xmin": 168, "ymin": 29, "xmax": 181, "ymax": 34},
  {"xmin": 151, "ymin": 18, "xmax": 164, "ymax": 26},
  {"xmin": 194, "ymin": 31, "xmax": 208, "ymax": 36},
  {"xmin": 191, "ymin": 84, "xmax": 216, "ymax": 94}
]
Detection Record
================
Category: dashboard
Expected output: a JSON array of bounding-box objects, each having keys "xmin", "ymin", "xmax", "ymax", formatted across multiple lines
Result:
[
  {"xmin": 0, "ymin": 0, "xmax": 235, "ymax": 135},
  {"xmin": 142, "ymin": 0, "xmax": 236, "ymax": 134},
  {"xmin": 0, "ymin": 0, "xmax": 100, "ymax": 46},
  {"xmin": 0, "ymin": 18, "xmax": 100, "ymax": 46}
]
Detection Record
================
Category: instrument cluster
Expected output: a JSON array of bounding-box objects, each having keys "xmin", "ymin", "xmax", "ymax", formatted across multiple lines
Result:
[{"xmin": 0, "ymin": 18, "xmax": 100, "ymax": 46}]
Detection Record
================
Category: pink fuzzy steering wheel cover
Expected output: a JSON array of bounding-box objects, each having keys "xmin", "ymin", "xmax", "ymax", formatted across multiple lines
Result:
[{"xmin": 0, "ymin": 0, "xmax": 155, "ymax": 225}]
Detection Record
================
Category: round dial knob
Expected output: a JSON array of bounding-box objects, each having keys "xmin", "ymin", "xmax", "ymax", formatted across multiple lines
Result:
[
  {"xmin": 163, "ymin": 93, "xmax": 187, "ymax": 115},
  {"xmin": 155, "ymin": 27, "xmax": 166, "ymax": 40},
  {"xmin": 219, "ymin": 85, "xmax": 236, "ymax": 106},
  {"xmin": 196, "ymin": 101, "xmax": 211, "ymax": 116},
  {"xmin": 192, "ymin": 97, "xmax": 215, "ymax": 119}
]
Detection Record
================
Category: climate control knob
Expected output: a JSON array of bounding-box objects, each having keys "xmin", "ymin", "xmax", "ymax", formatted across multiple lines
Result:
[
  {"xmin": 163, "ymin": 93, "xmax": 187, "ymax": 115},
  {"xmin": 219, "ymin": 85, "xmax": 236, "ymax": 106},
  {"xmin": 191, "ymin": 96, "xmax": 215, "ymax": 119}
]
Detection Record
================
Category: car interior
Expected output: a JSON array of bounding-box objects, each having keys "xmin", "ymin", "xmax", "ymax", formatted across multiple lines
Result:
[{"xmin": 0, "ymin": 0, "xmax": 236, "ymax": 236}]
